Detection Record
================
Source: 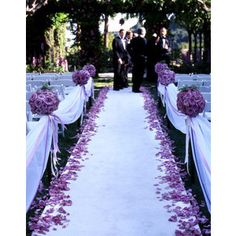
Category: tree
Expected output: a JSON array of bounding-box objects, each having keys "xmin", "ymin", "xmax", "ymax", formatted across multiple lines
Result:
[
  {"xmin": 26, "ymin": 0, "xmax": 48, "ymax": 16},
  {"xmin": 174, "ymin": 0, "xmax": 211, "ymax": 67},
  {"xmin": 26, "ymin": 0, "xmax": 211, "ymax": 72}
]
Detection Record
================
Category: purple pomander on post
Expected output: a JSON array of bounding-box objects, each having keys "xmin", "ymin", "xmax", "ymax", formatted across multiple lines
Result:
[
  {"xmin": 82, "ymin": 64, "xmax": 96, "ymax": 77},
  {"xmin": 154, "ymin": 62, "xmax": 169, "ymax": 74},
  {"xmin": 158, "ymin": 69, "xmax": 175, "ymax": 86},
  {"xmin": 29, "ymin": 89, "xmax": 60, "ymax": 115},
  {"xmin": 72, "ymin": 69, "xmax": 90, "ymax": 86},
  {"xmin": 177, "ymin": 87, "xmax": 206, "ymax": 117}
]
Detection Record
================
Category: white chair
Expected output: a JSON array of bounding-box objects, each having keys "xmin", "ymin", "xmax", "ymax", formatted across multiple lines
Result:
[
  {"xmin": 202, "ymin": 80, "xmax": 211, "ymax": 86},
  {"xmin": 26, "ymin": 84, "xmax": 32, "ymax": 92},
  {"xmin": 26, "ymin": 80, "xmax": 49, "ymax": 87},
  {"xmin": 175, "ymin": 74, "xmax": 192, "ymax": 82},
  {"xmin": 197, "ymin": 74, "xmax": 211, "ymax": 80},
  {"xmin": 201, "ymin": 92, "xmax": 211, "ymax": 103},
  {"xmin": 199, "ymin": 86, "xmax": 211, "ymax": 92},
  {"xmin": 26, "ymin": 91, "xmax": 34, "ymax": 101},
  {"xmin": 51, "ymin": 84, "xmax": 66, "ymax": 100},
  {"xmin": 203, "ymin": 101, "xmax": 211, "ymax": 121},
  {"xmin": 177, "ymin": 80, "xmax": 203, "ymax": 89},
  {"xmin": 60, "ymin": 74, "xmax": 73, "ymax": 80}
]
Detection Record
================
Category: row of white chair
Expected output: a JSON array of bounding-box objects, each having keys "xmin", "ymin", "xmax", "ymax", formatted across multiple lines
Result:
[
  {"xmin": 26, "ymin": 84, "xmax": 66, "ymax": 102},
  {"xmin": 26, "ymin": 79, "xmax": 75, "ymax": 87},
  {"xmin": 203, "ymin": 101, "xmax": 211, "ymax": 121},
  {"xmin": 177, "ymin": 80, "xmax": 211, "ymax": 88},
  {"xmin": 201, "ymin": 92, "xmax": 211, "ymax": 103},
  {"xmin": 175, "ymin": 74, "xmax": 211, "ymax": 80},
  {"xmin": 26, "ymin": 73, "xmax": 72, "ymax": 81}
]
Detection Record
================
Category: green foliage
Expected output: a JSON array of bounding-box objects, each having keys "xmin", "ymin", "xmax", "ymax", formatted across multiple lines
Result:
[
  {"xmin": 66, "ymin": 45, "xmax": 81, "ymax": 70},
  {"xmin": 27, "ymin": 0, "xmax": 211, "ymax": 73},
  {"xmin": 99, "ymin": 47, "xmax": 113, "ymax": 72},
  {"xmin": 26, "ymin": 64, "xmax": 44, "ymax": 73},
  {"xmin": 174, "ymin": 0, "xmax": 211, "ymax": 32},
  {"xmin": 100, "ymin": 32, "xmax": 115, "ymax": 50},
  {"xmin": 44, "ymin": 12, "xmax": 68, "ymax": 64},
  {"xmin": 26, "ymin": 60, "xmax": 66, "ymax": 73}
]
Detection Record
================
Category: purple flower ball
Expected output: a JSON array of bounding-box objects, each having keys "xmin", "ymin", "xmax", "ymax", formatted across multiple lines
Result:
[
  {"xmin": 155, "ymin": 62, "xmax": 169, "ymax": 74},
  {"xmin": 29, "ymin": 89, "xmax": 60, "ymax": 115},
  {"xmin": 177, "ymin": 88, "xmax": 205, "ymax": 117},
  {"xmin": 82, "ymin": 64, "xmax": 96, "ymax": 77},
  {"xmin": 72, "ymin": 69, "xmax": 90, "ymax": 86},
  {"xmin": 158, "ymin": 69, "xmax": 175, "ymax": 86}
]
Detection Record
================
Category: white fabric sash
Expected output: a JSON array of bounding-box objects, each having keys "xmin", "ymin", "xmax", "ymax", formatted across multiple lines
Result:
[
  {"xmin": 157, "ymin": 82, "xmax": 211, "ymax": 212},
  {"xmin": 26, "ymin": 79, "xmax": 93, "ymax": 211}
]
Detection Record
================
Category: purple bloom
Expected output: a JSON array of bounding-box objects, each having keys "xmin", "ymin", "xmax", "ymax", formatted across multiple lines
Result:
[
  {"xmin": 29, "ymin": 89, "xmax": 60, "ymax": 115},
  {"xmin": 177, "ymin": 88, "xmax": 205, "ymax": 117},
  {"xmin": 72, "ymin": 69, "xmax": 90, "ymax": 86},
  {"xmin": 158, "ymin": 69, "xmax": 175, "ymax": 86},
  {"xmin": 82, "ymin": 64, "xmax": 96, "ymax": 77},
  {"xmin": 155, "ymin": 62, "xmax": 169, "ymax": 74}
]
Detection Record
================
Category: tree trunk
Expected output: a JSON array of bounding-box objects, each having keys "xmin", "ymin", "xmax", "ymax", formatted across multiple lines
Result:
[
  {"xmin": 187, "ymin": 29, "xmax": 192, "ymax": 63},
  {"xmin": 203, "ymin": 20, "xmax": 211, "ymax": 66},
  {"xmin": 104, "ymin": 14, "xmax": 109, "ymax": 48},
  {"xmin": 44, "ymin": 27, "xmax": 55, "ymax": 64},
  {"xmin": 194, "ymin": 32, "xmax": 197, "ymax": 63},
  {"xmin": 78, "ymin": 18, "xmax": 101, "ymax": 72},
  {"xmin": 199, "ymin": 32, "xmax": 202, "ymax": 62}
]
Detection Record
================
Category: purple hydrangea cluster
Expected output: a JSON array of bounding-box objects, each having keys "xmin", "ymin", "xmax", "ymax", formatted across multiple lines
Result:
[
  {"xmin": 72, "ymin": 69, "xmax": 90, "ymax": 86},
  {"xmin": 154, "ymin": 62, "xmax": 169, "ymax": 74},
  {"xmin": 158, "ymin": 69, "xmax": 175, "ymax": 86},
  {"xmin": 82, "ymin": 64, "xmax": 96, "ymax": 77},
  {"xmin": 29, "ymin": 89, "xmax": 60, "ymax": 115},
  {"xmin": 177, "ymin": 88, "xmax": 206, "ymax": 117}
]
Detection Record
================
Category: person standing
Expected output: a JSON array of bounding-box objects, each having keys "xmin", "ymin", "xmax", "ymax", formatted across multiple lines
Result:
[
  {"xmin": 156, "ymin": 27, "xmax": 171, "ymax": 65},
  {"xmin": 112, "ymin": 29, "xmax": 128, "ymax": 90},
  {"xmin": 130, "ymin": 27, "xmax": 147, "ymax": 93},
  {"xmin": 146, "ymin": 33, "xmax": 159, "ymax": 82},
  {"xmin": 123, "ymin": 30, "xmax": 134, "ymax": 87}
]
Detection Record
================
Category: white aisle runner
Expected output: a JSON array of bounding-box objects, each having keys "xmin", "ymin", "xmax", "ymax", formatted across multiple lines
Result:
[{"xmin": 42, "ymin": 87, "xmax": 195, "ymax": 236}]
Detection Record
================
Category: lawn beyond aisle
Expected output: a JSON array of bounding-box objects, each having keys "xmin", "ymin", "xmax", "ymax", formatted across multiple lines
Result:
[{"xmin": 42, "ymin": 87, "xmax": 188, "ymax": 236}]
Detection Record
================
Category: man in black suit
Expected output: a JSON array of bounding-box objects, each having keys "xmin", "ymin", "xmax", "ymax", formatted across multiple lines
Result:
[
  {"xmin": 146, "ymin": 33, "xmax": 159, "ymax": 82},
  {"xmin": 130, "ymin": 27, "xmax": 147, "ymax": 93},
  {"xmin": 156, "ymin": 27, "xmax": 171, "ymax": 65},
  {"xmin": 112, "ymin": 29, "xmax": 128, "ymax": 90}
]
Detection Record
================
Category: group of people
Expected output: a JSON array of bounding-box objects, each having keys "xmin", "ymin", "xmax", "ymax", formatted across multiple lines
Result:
[{"xmin": 112, "ymin": 26, "xmax": 171, "ymax": 92}]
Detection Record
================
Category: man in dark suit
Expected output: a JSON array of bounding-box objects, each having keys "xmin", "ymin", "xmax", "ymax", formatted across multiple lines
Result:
[
  {"xmin": 112, "ymin": 29, "xmax": 128, "ymax": 90},
  {"xmin": 146, "ymin": 33, "xmax": 159, "ymax": 82},
  {"xmin": 130, "ymin": 27, "xmax": 147, "ymax": 93},
  {"xmin": 156, "ymin": 27, "xmax": 171, "ymax": 65}
]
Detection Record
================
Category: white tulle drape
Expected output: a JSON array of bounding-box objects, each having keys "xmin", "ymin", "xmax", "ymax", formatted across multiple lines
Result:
[
  {"xmin": 157, "ymin": 82, "xmax": 211, "ymax": 212},
  {"xmin": 158, "ymin": 83, "xmax": 187, "ymax": 133},
  {"xmin": 26, "ymin": 78, "xmax": 93, "ymax": 211}
]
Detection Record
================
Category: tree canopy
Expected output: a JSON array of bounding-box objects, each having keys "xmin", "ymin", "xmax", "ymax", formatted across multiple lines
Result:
[{"xmin": 26, "ymin": 0, "xmax": 211, "ymax": 72}]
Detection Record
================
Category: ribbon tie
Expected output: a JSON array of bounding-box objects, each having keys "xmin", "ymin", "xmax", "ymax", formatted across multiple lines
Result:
[
  {"xmin": 48, "ymin": 114, "xmax": 65, "ymax": 177},
  {"xmin": 185, "ymin": 117, "xmax": 192, "ymax": 175}
]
